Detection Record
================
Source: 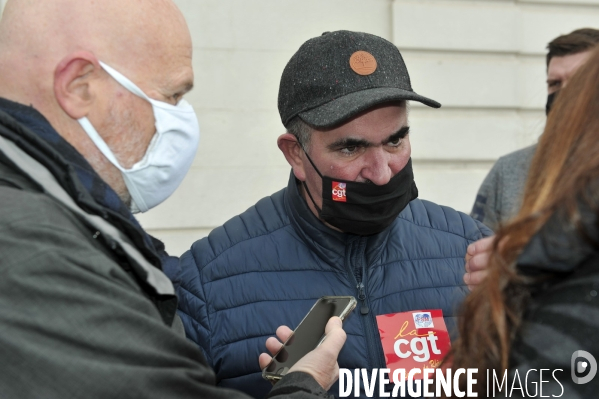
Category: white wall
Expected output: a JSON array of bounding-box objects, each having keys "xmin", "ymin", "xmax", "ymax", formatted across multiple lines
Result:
[{"xmin": 137, "ymin": 0, "xmax": 599, "ymax": 255}]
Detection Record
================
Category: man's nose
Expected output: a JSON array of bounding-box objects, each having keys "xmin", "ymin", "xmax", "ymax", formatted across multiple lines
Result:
[{"xmin": 361, "ymin": 148, "xmax": 392, "ymax": 185}]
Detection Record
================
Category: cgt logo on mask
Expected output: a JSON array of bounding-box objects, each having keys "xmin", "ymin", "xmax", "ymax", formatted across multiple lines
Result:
[{"xmin": 332, "ymin": 181, "xmax": 347, "ymax": 202}]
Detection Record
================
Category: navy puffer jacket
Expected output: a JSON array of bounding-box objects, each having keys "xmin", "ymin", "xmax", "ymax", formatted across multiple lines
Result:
[{"xmin": 177, "ymin": 173, "xmax": 491, "ymax": 398}]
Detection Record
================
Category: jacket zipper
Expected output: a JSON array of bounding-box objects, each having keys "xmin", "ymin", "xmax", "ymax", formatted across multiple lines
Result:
[{"xmin": 348, "ymin": 238, "xmax": 387, "ymax": 374}]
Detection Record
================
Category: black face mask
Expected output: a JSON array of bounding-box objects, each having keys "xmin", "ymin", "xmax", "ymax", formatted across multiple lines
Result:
[
  {"xmin": 546, "ymin": 91, "xmax": 558, "ymax": 115},
  {"xmin": 301, "ymin": 151, "xmax": 418, "ymax": 236}
]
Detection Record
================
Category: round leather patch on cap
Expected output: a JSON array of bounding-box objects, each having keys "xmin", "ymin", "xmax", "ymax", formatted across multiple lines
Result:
[{"xmin": 349, "ymin": 51, "xmax": 377, "ymax": 76}]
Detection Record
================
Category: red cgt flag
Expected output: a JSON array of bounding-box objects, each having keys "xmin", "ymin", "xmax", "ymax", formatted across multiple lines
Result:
[{"xmin": 376, "ymin": 309, "xmax": 451, "ymax": 382}]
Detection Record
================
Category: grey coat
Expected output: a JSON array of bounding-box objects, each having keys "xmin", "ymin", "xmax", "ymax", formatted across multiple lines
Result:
[
  {"xmin": 0, "ymin": 101, "xmax": 329, "ymax": 399},
  {"xmin": 471, "ymin": 144, "xmax": 537, "ymax": 231}
]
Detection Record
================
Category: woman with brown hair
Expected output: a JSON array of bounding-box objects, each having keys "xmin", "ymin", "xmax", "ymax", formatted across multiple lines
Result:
[{"xmin": 449, "ymin": 45, "xmax": 599, "ymax": 397}]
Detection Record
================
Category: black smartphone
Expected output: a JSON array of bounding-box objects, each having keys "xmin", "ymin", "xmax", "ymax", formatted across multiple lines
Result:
[{"xmin": 262, "ymin": 296, "xmax": 356, "ymax": 383}]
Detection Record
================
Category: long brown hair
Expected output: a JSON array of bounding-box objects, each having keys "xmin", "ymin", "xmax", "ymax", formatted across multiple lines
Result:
[{"xmin": 449, "ymin": 44, "xmax": 599, "ymax": 393}]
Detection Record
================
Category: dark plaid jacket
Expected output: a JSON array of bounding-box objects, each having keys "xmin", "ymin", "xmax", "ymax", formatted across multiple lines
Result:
[
  {"xmin": 502, "ymin": 208, "xmax": 599, "ymax": 398},
  {"xmin": 0, "ymin": 98, "xmax": 329, "ymax": 399}
]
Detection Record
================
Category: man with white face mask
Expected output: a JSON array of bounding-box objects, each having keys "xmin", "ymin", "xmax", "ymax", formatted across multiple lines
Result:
[
  {"xmin": 0, "ymin": 0, "xmax": 346, "ymax": 398},
  {"xmin": 77, "ymin": 61, "xmax": 200, "ymax": 213}
]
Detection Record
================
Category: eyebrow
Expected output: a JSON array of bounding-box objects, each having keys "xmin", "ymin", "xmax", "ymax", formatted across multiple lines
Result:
[
  {"xmin": 384, "ymin": 126, "xmax": 410, "ymax": 144},
  {"xmin": 326, "ymin": 126, "xmax": 410, "ymax": 150}
]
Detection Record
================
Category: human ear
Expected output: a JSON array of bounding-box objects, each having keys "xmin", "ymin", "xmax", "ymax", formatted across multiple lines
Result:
[
  {"xmin": 277, "ymin": 133, "xmax": 307, "ymax": 181},
  {"xmin": 53, "ymin": 51, "xmax": 102, "ymax": 119}
]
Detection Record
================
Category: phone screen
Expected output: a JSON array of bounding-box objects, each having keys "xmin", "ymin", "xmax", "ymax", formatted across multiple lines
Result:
[{"xmin": 263, "ymin": 296, "xmax": 356, "ymax": 378}]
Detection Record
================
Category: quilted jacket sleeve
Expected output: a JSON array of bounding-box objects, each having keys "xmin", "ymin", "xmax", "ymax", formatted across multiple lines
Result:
[{"xmin": 177, "ymin": 248, "xmax": 214, "ymax": 365}]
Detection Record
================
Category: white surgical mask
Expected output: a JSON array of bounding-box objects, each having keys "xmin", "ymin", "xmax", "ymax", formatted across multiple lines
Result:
[{"xmin": 78, "ymin": 61, "xmax": 200, "ymax": 213}]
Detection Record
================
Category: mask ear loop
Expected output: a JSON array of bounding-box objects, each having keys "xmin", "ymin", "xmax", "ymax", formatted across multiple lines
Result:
[
  {"xmin": 299, "ymin": 145, "xmax": 323, "ymax": 216},
  {"xmin": 301, "ymin": 146, "xmax": 323, "ymax": 178}
]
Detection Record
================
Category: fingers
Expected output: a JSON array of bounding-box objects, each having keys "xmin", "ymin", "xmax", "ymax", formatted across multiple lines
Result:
[
  {"xmin": 320, "ymin": 317, "xmax": 346, "ymax": 354},
  {"xmin": 464, "ymin": 251, "xmax": 490, "ymax": 288},
  {"xmin": 259, "ymin": 352, "xmax": 274, "ymax": 370},
  {"xmin": 287, "ymin": 316, "xmax": 347, "ymax": 390},
  {"xmin": 324, "ymin": 316, "xmax": 342, "ymax": 334},
  {"xmin": 259, "ymin": 317, "xmax": 347, "ymax": 391},
  {"xmin": 464, "ymin": 270, "xmax": 489, "ymax": 291},
  {"xmin": 260, "ymin": 324, "xmax": 294, "ymax": 370},
  {"xmin": 466, "ymin": 236, "xmax": 494, "ymax": 258},
  {"xmin": 276, "ymin": 325, "xmax": 293, "ymax": 343},
  {"xmin": 464, "ymin": 235, "xmax": 495, "ymax": 289},
  {"xmin": 464, "ymin": 252, "xmax": 473, "ymax": 263},
  {"xmin": 465, "ymin": 236, "xmax": 494, "ymax": 271},
  {"xmin": 263, "ymin": 325, "xmax": 293, "ymax": 356},
  {"xmin": 466, "ymin": 250, "xmax": 490, "ymax": 272},
  {"xmin": 265, "ymin": 336, "xmax": 284, "ymax": 356}
]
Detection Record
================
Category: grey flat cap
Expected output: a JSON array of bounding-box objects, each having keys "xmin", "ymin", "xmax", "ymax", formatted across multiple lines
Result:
[{"xmin": 278, "ymin": 30, "xmax": 441, "ymax": 129}]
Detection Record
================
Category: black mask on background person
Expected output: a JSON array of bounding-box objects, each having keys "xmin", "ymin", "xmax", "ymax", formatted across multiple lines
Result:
[
  {"xmin": 546, "ymin": 91, "xmax": 558, "ymax": 115},
  {"xmin": 300, "ymin": 150, "xmax": 418, "ymax": 236}
]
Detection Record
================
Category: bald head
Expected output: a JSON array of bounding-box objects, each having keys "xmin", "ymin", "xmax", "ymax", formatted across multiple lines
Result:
[
  {"xmin": 0, "ymin": 0, "xmax": 194, "ymax": 205},
  {"xmin": 0, "ymin": 0, "xmax": 191, "ymax": 106}
]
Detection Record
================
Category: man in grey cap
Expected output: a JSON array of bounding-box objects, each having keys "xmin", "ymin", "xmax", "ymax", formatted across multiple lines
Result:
[{"xmin": 175, "ymin": 31, "xmax": 491, "ymax": 398}]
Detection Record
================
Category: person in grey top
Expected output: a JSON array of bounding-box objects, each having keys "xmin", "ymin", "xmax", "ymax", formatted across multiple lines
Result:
[
  {"xmin": 471, "ymin": 28, "xmax": 599, "ymax": 230},
  {"xmin": 471, "ymin": 144, "xmax": 537, "ymax": 231}
]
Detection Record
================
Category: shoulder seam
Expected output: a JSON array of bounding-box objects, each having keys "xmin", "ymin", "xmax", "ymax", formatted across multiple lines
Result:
[
  {"xmin": 200, "ymin": 223, "xmax": 292, "ymax": 272},
  {"xmin": 198, "ymin": 192, "xmax": 289, "ymax": 269},
  {"xmin": 400, "ymin": 200, "xmax": 483, "ymax": 241}
]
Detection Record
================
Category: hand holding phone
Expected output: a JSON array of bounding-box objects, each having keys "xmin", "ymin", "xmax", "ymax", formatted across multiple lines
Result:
[
  {"xmin": 259, "ymin": 316, "xmax": 348, "ymax": 391},
  {"xmin": 261, "ymin": 296, "xmax": 356, "ymax": 385}
]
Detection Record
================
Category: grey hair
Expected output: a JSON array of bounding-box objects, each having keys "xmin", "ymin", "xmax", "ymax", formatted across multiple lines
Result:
[{"xmin": 285, "ymin": 116, "xmax": 312, "ymax": 149}]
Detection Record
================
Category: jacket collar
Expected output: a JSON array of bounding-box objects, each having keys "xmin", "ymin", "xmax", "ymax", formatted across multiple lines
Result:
[
  {"xmin": 283, "ymin": 170, "xmax": 393, "ymax": 269},
  {"xmin": 517, "ymin": 202, "xmax": 599, "ymax": 276},
  {"xmin": 0, "ymin": 97, "xmax": 163, "ymax": 267}
]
